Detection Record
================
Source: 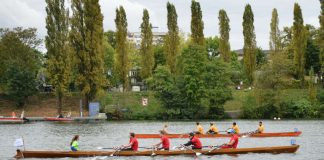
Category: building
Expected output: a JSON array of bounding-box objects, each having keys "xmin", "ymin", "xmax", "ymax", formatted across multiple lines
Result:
[{"xmin": 127, "ymin": 31, "xmax": 167, "ymax": 48}]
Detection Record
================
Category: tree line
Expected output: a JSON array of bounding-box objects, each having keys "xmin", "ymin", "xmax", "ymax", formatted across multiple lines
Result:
[{"xmin": 0, "ymin": 0, "xmax": 323, "ymax": 119}]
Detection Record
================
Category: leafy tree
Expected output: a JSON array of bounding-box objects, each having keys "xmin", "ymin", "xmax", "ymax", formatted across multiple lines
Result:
[
  {"xmin": 218, "ymin": 9, "xmax": 231, "ymax": 62},
  {"xmin": 6, "ymin": 67, "xmax": 38, "ymax": 107},
  {"xmin": 190, "ymin": 0, "xmax": 204, "ymax": 45},
  {"xmin": 104, "ymin": 30, "xmax": 116, "ymax": 49},
  {"xmin": 308, "ymin": 68, "xmax": 317, "ymax": 103},
  {"xmin": 45, "ymin": 0, "xmax": 71, "ymax": 115},
  {"xmin": 292, "ymin": 3, "xmax": 307, "ymax": 81},
  {"xmin": 164, "ymin": 2, "xmax": 180, "ymax": 74},
  {"xmin": 154, "ymin": 45, "xmax": 165, "ymax": 69},
  {"xmin": 70, "ymin": 0, "xmax": 107, "ymax": 107},
  {"xmin": 242, "ymin": 4, "xmax": 257, "ymax": 84},
  {"xmin": 269, "ymin": 8, "xmax": 281, "ymax": 55},
  {"xmin": 256, "ymin": 47, "xmax": 266, "ymax": 67},
  {"xmin": 140, "ymin": 9, "xmax": 154, "ymax": 79},
  {"xmin": 103, "ymin": 34, "xmax": 117, "ymax": 87},
  {"xmin": 305, "ymin": 25, "xmax": 321, "ymax": 73},
  {"xmin": 205, "ymin": 36, "xmax": 219, "ymax": 57},
  {"xmin": 114, "ymin": 6, "xmax": 130, "ymax": 91},
  {"xmin": 319, "ymin": 0, "xmax": 324, "ymax": 85}
]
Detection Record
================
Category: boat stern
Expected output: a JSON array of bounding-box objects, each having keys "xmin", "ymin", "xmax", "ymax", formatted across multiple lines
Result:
[{"xmin": 14, "ymin": 150, "xmax": 24, "ymax": 159}]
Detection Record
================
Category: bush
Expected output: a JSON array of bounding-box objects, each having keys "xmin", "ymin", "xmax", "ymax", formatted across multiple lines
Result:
[{"xmin": 279, "ymin": 99, "xmax": 319, "ymax": 118}]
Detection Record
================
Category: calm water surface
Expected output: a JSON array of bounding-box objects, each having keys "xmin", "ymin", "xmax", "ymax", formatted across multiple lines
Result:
[{"xmin": 0, "ymin": 120, "xmax": 323, "ymax": 160}]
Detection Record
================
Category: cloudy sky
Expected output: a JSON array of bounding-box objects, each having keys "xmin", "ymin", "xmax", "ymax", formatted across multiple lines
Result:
[{"xmin": 0, "ymin": 0, "xmax": 321, "ymax": 50}]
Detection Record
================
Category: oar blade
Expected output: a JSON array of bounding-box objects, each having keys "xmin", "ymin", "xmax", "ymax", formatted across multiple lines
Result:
[{"xmin": 196, "ymin": 152, "xmax": 202, "ymax": 156}]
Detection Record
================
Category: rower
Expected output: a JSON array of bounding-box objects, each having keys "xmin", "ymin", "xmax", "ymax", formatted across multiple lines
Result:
[
  {"xmin": 119, "ymin": 132, "xmax": 139, "ymax": 151},
  {"xmin": 206, "ymin": 123, "xmax": 218, "ymax": 134},
  {"xmin": 70, "ymin": 135, "xmax": 79, "ymax": 151},
  {"xmin": 153, "ymin": 130, "xmax": 170, "ymax": 150},
  {"xmin": 195, "ymin": 122, "xmax": 204, "ymax": 134},
  {"xmin": 221, "ymin": 129, "xmax": 239, "ymax": 149},
  {"xmin": 229, "ymin": 122, "xmax": 240, "ymax": 134},
  {"xmin": 183, "ymin": 132, "xmax": 202, "ymax": 149},
  {"xmin": 257, "ymin": 121, "xmax": 264, "ymax": 133},
  {"xmin": 162, "ymin": 124, "xmax": 169, "ymax": 134}
]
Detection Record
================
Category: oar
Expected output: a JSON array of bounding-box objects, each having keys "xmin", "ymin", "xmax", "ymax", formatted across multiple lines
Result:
[
  {"xmin": 180, "ymin": 144, "xmax": 202, "ymax": 156},
  {"xmin": 110, "ymin": 147, "xmax": 122, "ymax": 156},
  {"xmin": 151, "ymin": 146, "xmax": 157, "ymax": 156},
  {"xmin": 207, "ymin": 145, "xmax": 223, "ymax": 153},
  {"xmin": 97, "ymin": 146, "xmax": 152, "ymax": 150},
  {"xmin": 241, "ymin": 130, "xmax": 258, "ymax": 138}
]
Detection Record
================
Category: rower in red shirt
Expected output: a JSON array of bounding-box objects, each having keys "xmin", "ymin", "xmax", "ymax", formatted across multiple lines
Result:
[
  {"xmin": 119, "ymin": 132, "xmax": 139, "ymax": 151},
  {"xmin": 183, "ymin": 132, "xmax": 202, "ymax": 149},
  {"xmin": 153, "ymin": 130, "xmax": 170, "ymax": 150},
  {"xmin": 221, "ymin": 129, "xmax": 239, "ymax": 149}
]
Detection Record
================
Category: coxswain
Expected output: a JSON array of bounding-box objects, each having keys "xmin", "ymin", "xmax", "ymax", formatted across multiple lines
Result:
[
  {"xmin": 70, "ymin": 135, "xmax": 79, "ymax": 151},
  {"xmin": 206, "ymin": 123, "xmax": 218, "ymax": 134},
  {"xmin": 221, "ymin": 129, "xmax": 239, "ymax": 149},
  {"xmin": 257, "ymin": 121, "xmax": 264, "ymax": 133},
  {"xmin": 152, "ymin": 130, "xmax": 170, "ymax": 150},
  {"xmin": 183, "ymin": 132, "xmax": 202, "ymax": 149},
  {"xmin": 195, "ymin": 122, "xmax": 204, "ymax": 134},
  {"xmin": 118, "ymin": 132, "xmax": 139, "ymax": 151}
]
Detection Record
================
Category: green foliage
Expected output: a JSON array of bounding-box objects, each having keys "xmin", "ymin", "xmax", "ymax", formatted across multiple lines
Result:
[
  {"xmin": 256, "ymin": 47, "xmax": 266, "ymax": 67},
  {"xmin": 308, "ymin": 68, "xmax": 317, "ymax": 103},
  {"xmin": 280, "ymin": 99, "xmax": 319, "ymax": 118},
  {"xmin": 150, "ymin": 44, "xmax": 232, "ymax": 119},
  {"xmin": 305, "ymin": 25, "xmax": 321, "ymax": 74},
  {"xmin": 242, "ymin": 4, "xmax": 257, "ymax": 84},
  {"xmin": 164, "ymin": 2, "xmax": 180, "ymax": 74},
  {"xmin": 6, "ymin": 66, "xmax": 38, "ymax": 107},
  {"xmin": 114, "ymin": 6, "xmax": 130, "ymax": 91},
  {"xmin": 205, "ymin": 36, "xmax": 220, "ymax": 57},
  {"xmin": 0, "ymin": 27, "xmax": 42, "ymax": 96},
  {"xmin": 45, "ymin": 0, "xmax": 71, "ymax": 115},
  {"xmin": 292, "ymin": 3, "xmax": 307, "ymax": 80},
  {"xmin": 104, "ymin": 30, "xmax": 116, "ymax": 49},
  {"xmin": 319, "ymin": 0, "xmax": 324, "ymax": 79},
  {"xmin": 103, "ymin": 34, "xmax": 117, "ymax": 87},
  {"xmin": 269, "ymin": 8, "xmax": 282, "ymax": 54},
  {"xmin": 153, "ymin": 45, "xmax": 165, "ymax": 69},
  {"xmin": 218, "ymin": 9, "xmax": 231, "ymax": 62},
  {"xmin": 140, "ymin": 9, "xmax": 154, "ymax": 79},
  {"xmin": 190, "ymin": 0, "xmax": 204, "ymax": 45}
]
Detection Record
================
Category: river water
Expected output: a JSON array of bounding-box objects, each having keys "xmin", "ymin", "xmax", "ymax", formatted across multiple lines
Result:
[{"xmin": 0, "ymin": 120, "xmax": 323, "ymax": 160}]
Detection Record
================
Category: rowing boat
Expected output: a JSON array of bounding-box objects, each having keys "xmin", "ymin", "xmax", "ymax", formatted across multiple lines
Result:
[
  {"xmin": 0, "ymin": 117, "xmax": 26, "ymax": 124},
  {"xmin": 14, "ymin": 145, "xmax": 299, "ymax": 158},
  {"xmin": 135, "ymin": 131, "xmax": 302, "ymax": 138},
  {"xmin": 44, "ymin": 117, "xmax": 73, "ymax": 122}
]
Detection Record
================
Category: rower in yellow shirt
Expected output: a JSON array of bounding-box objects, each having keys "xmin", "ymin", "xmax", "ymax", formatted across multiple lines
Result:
[
  {"xmin": 230, "ymin": 122, "xmax": 240, "ymax": 134},
  {"xmin": 206, "ymin": 123, "xmax": 218, "ymax": 134},
  {"xmin": 257, "ymin": 121, "xmax": 264, "ymax": 133},
  {"xmin": 195, "ymin": 122, "xmax": 204, "ymax": 134}
]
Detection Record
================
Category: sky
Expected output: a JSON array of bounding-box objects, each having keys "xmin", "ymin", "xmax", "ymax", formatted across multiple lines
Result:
[{"xmin": 0, "ymin": 0, "xmax": 321, "ymax": 50}]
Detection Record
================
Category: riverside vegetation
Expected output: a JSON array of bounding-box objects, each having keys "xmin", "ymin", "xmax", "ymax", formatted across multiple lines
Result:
[{"xmin": 0, "ymin": 0, "xmax": 324, "ymax": 120}]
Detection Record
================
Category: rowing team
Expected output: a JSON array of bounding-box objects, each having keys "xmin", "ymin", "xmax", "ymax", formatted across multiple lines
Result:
[
  {"xmin": 192, "ymin": 121, "xmax": 264, "ymax": 135},
  {"xmin": 69, "ymin": 121, "xmax": 264, "ymax": 152}
]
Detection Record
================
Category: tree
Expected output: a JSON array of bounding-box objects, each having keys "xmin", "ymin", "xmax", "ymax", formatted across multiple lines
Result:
[
  {"xmin": 70, "ymin": 0, "xmax": 107, "ymax": 107},
  {"xmin": 269, "ymin": 8, "xmax": 281, "ymax": 55},
  {"xmin": 154, "ymin": 45, "xmax": 165, "ymax": 70},
  {"xmin": 164, "ymin": 2, "xmax": 180, "ymax": 74},
  {"xmin": 190, "ymin": 0, "xmax": 204, "ymax": 45},
  {"xmin": 45, "ymin": 0, "xmax": 71, "ymax": 115},
  {"xmin": 0, "ymin": 28, "xmax": 41, "ymax": 107},
  {"xmin": 205, "ymin": 36, "xmax": 220, "ymax": 57},
  {"xmin": 292, "ymin": 3, "xmax": 307, "ymax": 81},
  {"xmin": 305, "ymin": 25, "xmax": 321, "ymax": 74},
  {"xmin": 242, "ymin": 4, "xmax": 257, "ymax": 84},
  {"xmin": 218, "ymin": 9, "xmax": 231, "ymax": 62},
  {"xmin": 309, "ymin": 68, "xmax": 317, "ymax": 103},
  {"xmin": 140, "ymin": 9, "xmax": 154, "ymax": 79},
  {"xmin": 114, "ymin": 6, "xmax": 129, "ymax": 91},
  {"xmin": 104, "ymin": 30, "xmax": 116, "ymax": 49},
  {"xmin": 256, "ymin": 47, "xmax": 266, "ymax": 67},
  {"xmin": 319, "ymin": 0, "xmax": 324, "ymax": 86},
  {"xmin": 103, "ymin": 34, "xmax": 117, "ymax": 87}
]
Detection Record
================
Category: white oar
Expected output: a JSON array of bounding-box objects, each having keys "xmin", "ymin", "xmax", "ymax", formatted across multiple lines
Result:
[
  {"xmin": 110, "ymin": 147, "xmax": 121, "ymax": 157},
  {"xmin": 151, "ymin": 146, "xmax": 157, "ymax": 156},
  {"xmin": 207, "ymin": 145, "xmax": 223, "ymax": 153},
  {"xmin": 181, "ymin": 145, "xmax": 202, "ymax": 156}
]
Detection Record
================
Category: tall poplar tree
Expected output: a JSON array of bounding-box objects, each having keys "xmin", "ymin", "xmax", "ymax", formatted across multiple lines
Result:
[
  {"xmin": 191, "ymin": 0, "xmax": 204, "ymax": 45},
  {"xmin": 165, "ymin": 2, "xmax": 180, "ymax": 74},
  {"xmin": 70, "ymin": 0, "xmax": 106, "ymax": 107},
  {"xmin": 242, "ymin": 4, "xmax": 257, "ymax": 84},
  {"xmin": 115, "ymin": 6, "xmax": 129, "ymax": 91},
  {"xmin": 140, "ymin": 9, "xmax": 154, "ymax": 79},
  {"xmin": 292, "ymin": 3, "xmax": 307, "ymax": 80},
  {"xmin": 269, "ymin": 8, "xmax": 281, "ymax": 55},
  {"xmin": 218, "ymin": 9, "xmax": 231, "ymax": 62},
  {"xmin": 319, "ymin": 0, "xmax": 324, "ymax": 84},
  {"xmin": 45, "ymin": 0, "xmax": 71, "ymax": 115}
]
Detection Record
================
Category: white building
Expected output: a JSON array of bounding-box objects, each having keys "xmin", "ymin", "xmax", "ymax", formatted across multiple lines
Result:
[{"xmin": 127, "ymin": 32, "xmax": 167, "ymax": 48}]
